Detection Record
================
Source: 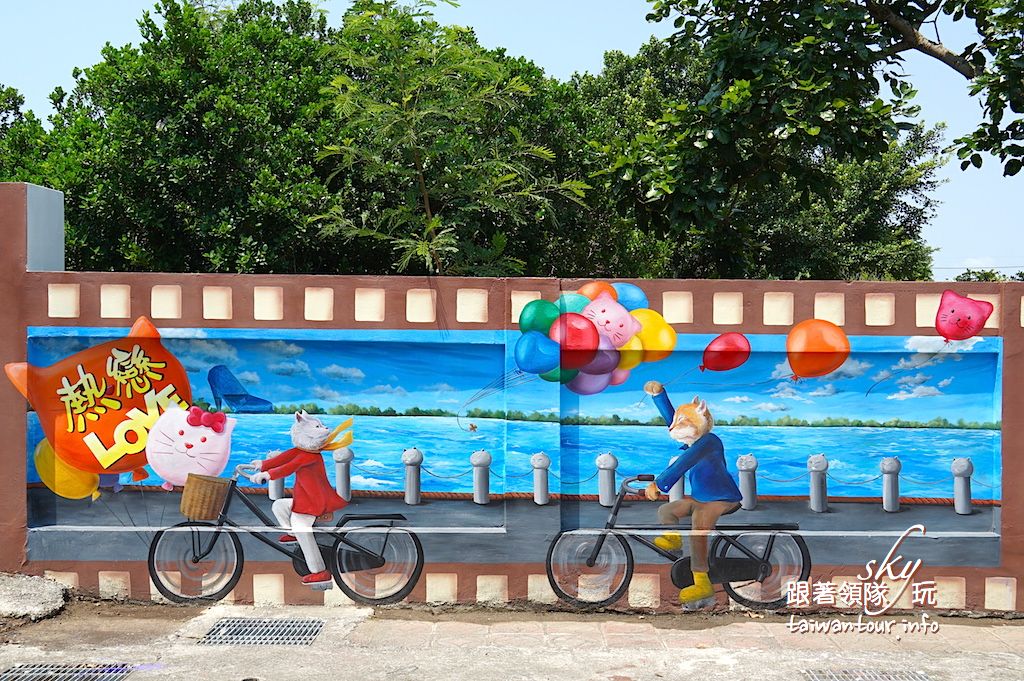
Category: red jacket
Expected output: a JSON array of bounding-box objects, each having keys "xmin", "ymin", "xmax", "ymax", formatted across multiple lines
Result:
[{"xmin": 260, "ymin": 448, "xmax": 348, "ymax": 517}]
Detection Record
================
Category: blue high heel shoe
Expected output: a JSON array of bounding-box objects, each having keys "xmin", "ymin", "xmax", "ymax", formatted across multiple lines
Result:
[{"xmin": 208, "ymin": 365, "xmax": 274, "ymax": 413}]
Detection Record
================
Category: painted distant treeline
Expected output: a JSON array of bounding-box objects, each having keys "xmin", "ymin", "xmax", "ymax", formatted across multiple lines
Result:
[{"xmin": 250, "ymin": 403, "xmax": 1000, "ymax": 430}]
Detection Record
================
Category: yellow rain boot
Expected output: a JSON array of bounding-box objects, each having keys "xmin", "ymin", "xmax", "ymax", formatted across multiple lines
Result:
[
  {"xmin": 653, "ymin": 532, "xmax": 682, "ymax": 551},
  {"xmin": 678, "ymin": 571, "xmax": 714, "ymax": 605}
]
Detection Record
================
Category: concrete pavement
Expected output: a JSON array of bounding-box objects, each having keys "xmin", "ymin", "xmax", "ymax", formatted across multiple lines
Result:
[{"xmin": 1, "ymin": 601, "xmax": 1022, "ymax": 680}]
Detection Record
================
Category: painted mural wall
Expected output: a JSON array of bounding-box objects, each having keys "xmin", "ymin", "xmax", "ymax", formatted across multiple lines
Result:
[{"xmin": 8, "ymin": 277, "xmax": 1006, "ymax": 611}]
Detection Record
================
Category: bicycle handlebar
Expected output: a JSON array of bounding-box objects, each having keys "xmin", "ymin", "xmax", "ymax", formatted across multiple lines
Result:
[
  {"xmin": 620, "ymin": 474, "xmax": 656, "ymax": 495},
  {"xmin": 233, "ymin": 463, "xmax": 259, "ymax": 481}
]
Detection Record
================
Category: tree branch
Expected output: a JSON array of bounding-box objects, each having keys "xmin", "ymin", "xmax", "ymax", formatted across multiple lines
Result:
[{"xmin": 864, "ymin": 1, "xmax": 976, "ymax": 79}]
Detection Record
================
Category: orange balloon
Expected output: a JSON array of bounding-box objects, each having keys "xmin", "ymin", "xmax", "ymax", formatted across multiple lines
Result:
[
  {"xmin": 786, "ymin": 319, "xmax": 850, "ymax": 379},
  {"xmin": 577, "ymin": 281, "xmax": 617, "ymax": 301},
  {"xmin": 5, "ymin": 317, "xmax": 192, "ymax": 479}
]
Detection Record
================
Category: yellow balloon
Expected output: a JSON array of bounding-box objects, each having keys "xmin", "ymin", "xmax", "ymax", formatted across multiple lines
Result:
[
  {"xmin": 630, "ymin": 309, "xmax": 677, "ymax": 362},
  {"xmin": 617, "ymin": 335, "xmax": 644, "ymax": 371},
  {"xmin": 34, "ymin": 439, "xmax": 100, "ymax": 500}
]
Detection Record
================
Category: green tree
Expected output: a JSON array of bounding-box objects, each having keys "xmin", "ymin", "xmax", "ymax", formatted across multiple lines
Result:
[
  {"xmin": 647, "ymin": 0, "xmax": 1023, "ymax": 176},
  {"xmin": 954, "ymin": 268, "xmax": 1024, "ymax": 281},
  {"xmin": 318, "ymin": 0, "xmax": 588, "ymax": 275},
  {"xmin": 0, "ymin": 84, "xmax": 48, "ymax": 182}
]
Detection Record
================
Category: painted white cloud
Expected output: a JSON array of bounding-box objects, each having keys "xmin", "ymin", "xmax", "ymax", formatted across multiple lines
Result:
[
  {"xmin": 895, "ymin": 372, "xmax": 930, "ymax": 387},
  {"xmin": 312, "ymin": 385, "xmax": 343, "ymax": 401},
  {"xmin": 321, "ymin": 364, "xmax": 365, "ymax": 382},
  {"xmin": 236, "ymin": 371, "xmax": 260, "ymax": 385},
  {"xmin": 423, "ymin": 382, "xmax": 457, "ymax": 392},
  {"xmin": 261, "ymin": 340, "xmax": 304, "ymax": 357},
  {"xmin": 724, "ymin": 396, "xmax": 753, "ymax": 403},
  {"xmin": 871, "ymin": 370, "xmax": 893, "ymax": 383},
  {"xmin": 351, "ymin": 475, "xmax": 397, "ymax": 489},
  {"xmin": 360, "ymin": 459, "xmax": 390, "ymax": 469},
  {"xmin": 166, "ymin": 338, "xmax": 238, "ymax": 364},
  {"xmin": 769, "ymin": 382, "xmax": 810, "ymax": 402},
  {"xmin": 753, "ymin": 402, "xmax": 790, "ymax": 413},
  {"xmin": 893, "ymin": 336, "xmax": 984, "ymax": 371},
  {"xmin": 938, "ymin": 377, "xmax": 954, "ymax": 388},
  {"xmin": 269, "ymin": 359, "xmax": 311, "ymax": 377},
  {"xmin": 826, "ymin": 358, "xmax": 872, "ymax": 380},
  {"xmin": 770, "ymin": 359, "xmax": 793, "ymax": 380},
  {"xmin": 365, "ymin": 384, "xmax": 409, "ymax": 396},
  {"xmin": 887, "ymin": 385, "xmax": 944, "ymax": 401},
  {"xmin": 809, "ymin": 383, "xmax": 837, "ymax": 397}
]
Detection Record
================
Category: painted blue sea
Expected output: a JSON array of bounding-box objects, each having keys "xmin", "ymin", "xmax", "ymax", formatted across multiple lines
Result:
[{"xmin": 26, "ymin": 414, "xmax": 1002, "ymax": 500}]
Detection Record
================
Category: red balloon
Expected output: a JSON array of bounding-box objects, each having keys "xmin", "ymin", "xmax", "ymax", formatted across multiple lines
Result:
[
  {"xmin": 700, "ymin": 332, "xmax": 751, "ymax": 372},
  {"xmin": 549, "ymin": 313, "xmax": 600, "ymax": 370}
]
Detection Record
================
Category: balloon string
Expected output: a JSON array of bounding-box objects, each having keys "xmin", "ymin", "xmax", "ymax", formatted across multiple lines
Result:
[{"xmin": 864, "ymin": 347, "xmax": 946, "ymax": 396}]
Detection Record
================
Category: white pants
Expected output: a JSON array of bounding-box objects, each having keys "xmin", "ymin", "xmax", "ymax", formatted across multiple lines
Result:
[{"xmin": 272, "ymin": 498, "xmax": 325, "ymax": 573}]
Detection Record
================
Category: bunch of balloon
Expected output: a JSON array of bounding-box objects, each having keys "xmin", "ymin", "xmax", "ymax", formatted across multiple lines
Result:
[
  {"xmin": 786, "ymin": 319, "xmax": 850, "ymax": 380},
  {"xmin": 513, "ymin": 281, "xmax": 677, "ymax": 395}
]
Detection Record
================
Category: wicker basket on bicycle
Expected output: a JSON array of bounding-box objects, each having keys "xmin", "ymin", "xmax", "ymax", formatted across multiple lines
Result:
[{"xmin": 180, "ymin": 473, "xmax": 230, "ymax": 521}]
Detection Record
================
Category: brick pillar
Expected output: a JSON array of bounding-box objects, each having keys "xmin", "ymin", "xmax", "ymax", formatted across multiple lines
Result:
[{"xmin": 1000, "ymin": 283, "xmax": 1024, "ymax": 604}]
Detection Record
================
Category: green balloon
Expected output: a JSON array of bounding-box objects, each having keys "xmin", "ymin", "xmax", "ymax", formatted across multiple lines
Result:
[
  {"xmin": 519, "ymin": 299, "xmax": 560, "ymax": 334},
  {"xmin": 557, "ymin": 293, "xmax": 590, "ymax": 314},
  {"xmin": 540, "ymin": 367, "xmax": 578, "ymax": 384}
]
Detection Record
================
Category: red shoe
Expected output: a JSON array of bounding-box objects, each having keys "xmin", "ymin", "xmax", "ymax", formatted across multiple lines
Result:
[
  {"xmin": 279, "ymin": 534, "xmax": 296, "ymax": 543},
  {"xmin": 301, "ymin": 570, "xmax": 332, "ymax": 586}
]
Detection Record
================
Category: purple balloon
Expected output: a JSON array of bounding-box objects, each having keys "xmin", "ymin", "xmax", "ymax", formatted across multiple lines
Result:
[
  {"xmin": 566, "ymin": 370, "xmax": 612, "ymax": 395},
  {"xmin": 580, "ymin": 335, "xmax": 620, "ymax": 375}
]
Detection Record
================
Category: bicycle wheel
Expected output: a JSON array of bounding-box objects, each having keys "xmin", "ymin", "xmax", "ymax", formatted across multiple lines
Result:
[
  {"xmin": 148, "ymin": 521, "xmax": 244, "ymax": 604},
  {"xmin": 546, "ymin": 530, "xmax": 633, "ymax": 608},
  {"xmin": 331, "ymin": 527, "xmax": 424, "ymax": 605},
  {"xmin": 713, "ymin": 532, "xmax": 810, "ymax": 610}
]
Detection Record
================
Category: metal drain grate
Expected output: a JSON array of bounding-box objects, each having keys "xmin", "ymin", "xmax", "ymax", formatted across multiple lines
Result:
[
  {"xmin": 804, "ymin": 672, "xmax": 932, "ymax": 681},
  {"xmin": 198, "ymin": 617, "xmax": 324, "ymax": 646},
  {"xmin": 0, "ymin": 664, "xmax": 133, "ymax": 681}
]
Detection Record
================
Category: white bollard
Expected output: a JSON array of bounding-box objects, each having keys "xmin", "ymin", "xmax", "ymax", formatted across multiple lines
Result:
[
  {"xmin": 668, "ymin": 455, "xmax": 684, "ymax": 502},
  {"xmin": 333, "ymin": 446, "xmax": 354, "ymax": 501},
  {"xmin": 531, "ymin": 452, "xmax": 551, "ymax": 506},
  {"xmin": 268, "ymin": 477, "xmax": 284, "ymax": 501},
  {"xmin": 952, "ymin": 458, "xmax": 974, "ymax": 516},
  {"xmin": 736, "ymin": 454, "xmax": 758, "ymax": 511},
  {"xmin": 808, "ymin": 454, "xmax": 828, "ymax": 513},
  {"xmin": 402, "ymin": 447, "xmax": 423, "ymax": 505},
  {"xmin": 596, "ymin": 452, "xmax": 618, "ymax": 508},
  {"xmin": 881, "ymin": 456, "xmax": 901, "ymax": 513},
  {"xmin": 471, "ymin": 449, "xmax": 491, "ymax": 505}
]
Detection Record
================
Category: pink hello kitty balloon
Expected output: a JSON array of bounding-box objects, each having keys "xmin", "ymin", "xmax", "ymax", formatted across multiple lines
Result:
[
  {"xmin": 935, "ymin": 290, "xmax": 994, "ymax": 342},
  {"xmin": 146, "ymin": 405, "xmax": 236, "ymax": 490},
  {"xmin": 582, "ymin": 293, "xmax": 642, "ymax": 348}
]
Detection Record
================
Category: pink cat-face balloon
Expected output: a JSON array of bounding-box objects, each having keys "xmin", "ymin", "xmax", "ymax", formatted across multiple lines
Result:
[
  {"xmin": 582, "ymin": 293, "xmax": 642, "ymax": 347},
  {"xmin": 935, "ymin": 290, "xmax": 993, "ymax": 342},
  {"xmin": 146, "ymin": 406, "xmax": 236, "ymax": 489}
]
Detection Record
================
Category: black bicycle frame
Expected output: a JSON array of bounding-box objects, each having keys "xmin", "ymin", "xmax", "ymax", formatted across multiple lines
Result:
[{"xmin": 191, "ymin": 478, "xmax": 404, "ymax": 565}]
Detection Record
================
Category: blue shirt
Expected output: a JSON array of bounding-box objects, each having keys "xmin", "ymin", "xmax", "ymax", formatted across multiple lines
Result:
[{"xmin": 652, "ymin": 391, "xmax": 742, "ymax": 503}]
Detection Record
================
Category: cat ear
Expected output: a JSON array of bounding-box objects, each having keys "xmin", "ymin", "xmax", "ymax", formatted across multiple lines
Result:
[
  {"xmin": 698, "ymin": 399, "xmax": 709, "ymax": 414},
  {"xmin": 224, "ymin": 417, "xmax": 237, "ymax": 435},
  {"xmin": 129, "ymin": 316, "xmax": 161, "ymax": 339},
  {"xmin": 940, "ymin": 290, "xmax": 958, "ymax": 308},
  {"xmin": 294, "ymin": 411, "xmax": 304, "ymax": 422},
  {"xmin": 691, "ymin": 395, "xmax": 701, "ymax": 405},
  {"xmin": 977, "ymin": 299, "xmax": 995, "ymax": 317}
]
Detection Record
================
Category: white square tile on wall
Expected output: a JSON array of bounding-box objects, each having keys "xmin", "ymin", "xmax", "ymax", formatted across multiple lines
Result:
[
  {"xmin": 354, "ymin": 288, "xmax": 385, "ymax": 322},
  {"xmin": 48, "ymin": 283, "xmax": 80, "ymax": 318},
  {"xmin": 510, "ymin": 291, "xmax": 541, "ymax": 324},
  {"xmin": 456, "ymin": 288, "xmax": 489, "ymax": 323},
  {"xmin": 713, "ymin": 292, "xmax": 743, "ymax": 325},
  {"xmin": 253, "ymin": 286, "xmax": 284, "ymax": 321},
  {"xmin": 762, "ymin": 292, "xmax": 794, "ymax": 326},
  {"xmin": 304, "ymin": 287, "xmax": 334, "ymax": 322},
  {"xmin": 203, "ymin": 286, "xmax": 232, "ymax": 320},
  {"xmin": 662, "ymin": 291, "xmax": 693, "ymax": 324},
  {"xmin": 814, "ymin": 292, "xmax": 845, "ymax": 325},
  {"xmin": 864, "ymin": 293, "xmax": 895, "ymax": 326},
  {"xmin": 100, "ymin": 284, "xmax": 131, "ymax": 319},
  {"xmin": 406, "ymin": 289, "xmax": 437, "ymax": 323},
  {"xmin": 150, "ymin": 285, "xmax": 182, "ymax": 319}
]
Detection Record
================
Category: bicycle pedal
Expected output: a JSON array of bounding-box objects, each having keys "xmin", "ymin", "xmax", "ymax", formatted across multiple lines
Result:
[{"xmin": 308, "ymin": 582, "xmax": 334, "ymax": 592}]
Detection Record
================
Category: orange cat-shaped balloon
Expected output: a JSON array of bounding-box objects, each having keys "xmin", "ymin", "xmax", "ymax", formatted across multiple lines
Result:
[{"xmin": 5, "ymin": 317, "xmax": 191, "ymax": 480}]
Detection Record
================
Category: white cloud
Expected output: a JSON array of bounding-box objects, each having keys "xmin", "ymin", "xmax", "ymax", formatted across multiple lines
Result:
[
  {"xmin": 321, "ymin": 364, "xmax": 365, "ymax": 382},
  {"xmin": 269, "ymin": 359, "xmax": 311, "ymax": 377},
  {"xmin": 871, "ymin": 370, "xmax": 893, "ymax": 383},
  {"xmin": 753, "ymin": 402, "xmax": 790, "ymax": 413},
  {"xmin": 360, "ymin": 459, "xmax": 390, "ymax": 469},
  {"xmin": 365, "ymin": 384, "xmax": 409, "ymax": 396},
  {"xmin": 770, "ymin": 359, "xmax": 793, "ymax": 380},
  {"xmin": 938, "ymin": 377, "xmax": 954, "ymax": 388},
  {"xmin": 809, "ymin": 383, "xmax": 837, "ymax": 397},
  {"xmin": 826, "ymin": 358, "xmax": 872, "ymax": 380},
  {"xmin": 887, "ymin": 385, "xmax": 944, "ymax": 401},
  {"xmin": 905, "ymin": 335, "xmax": 983, "ymax": 354},
  {"xmin": 312, "ymin": 386, "xmax": 343, "ymax": 401},
  {"xmin": 166, "ymin": 338, "xmax": 238, "ymax": 364},
  {"xmin": 896, "ymin": 372, "xmax": 931, "ymax": 387},
  {"xmin": 236, "ymin": 371, "xmax": 260, "ymax": 385},
  {"xmin": 261, "ymin": 340, "xmax": 304, "ymax": 357},
  {"xmin": 351, "ymin": 475, "xmax": 397, "ymax": 489},
  {"xmin": 724, "ymin": 396, "xmax": 753, "ymax": 403},
  {"xmin": 423, "ymin": 382, "xmax": 457, "ymax": 392},
  {"xmin": 769, "ymin": 382, "xmax": 810, "ymax": 402}
]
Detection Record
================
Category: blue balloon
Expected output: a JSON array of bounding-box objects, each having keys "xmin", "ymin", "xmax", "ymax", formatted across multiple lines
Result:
[
  {"xmin": 514, "ymin": 331, "xmax": 560, "ymax": 375},
  {"xmin": 612, "ymin": 282, "xmax": 649, "ymax": 311}
]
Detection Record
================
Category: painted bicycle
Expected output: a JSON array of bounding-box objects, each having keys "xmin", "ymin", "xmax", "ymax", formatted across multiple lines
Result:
[
  {"xmin": 148, "ymin": 464, "xmax": 424, "ymax": 604},
  {"xmin": 545, "ymin": 475, "xmax": 811, "ymax": 609}
]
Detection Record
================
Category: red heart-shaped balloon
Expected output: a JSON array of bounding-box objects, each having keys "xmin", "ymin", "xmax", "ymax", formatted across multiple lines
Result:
[{"xmin": 549, "ymin": 313, "xmax": 600, "ymax": 370}]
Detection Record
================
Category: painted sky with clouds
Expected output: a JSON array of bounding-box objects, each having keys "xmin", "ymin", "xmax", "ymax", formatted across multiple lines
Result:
[{"xmin": 27, "ymin": 328, "xmax": 1000, "ymax": 427}]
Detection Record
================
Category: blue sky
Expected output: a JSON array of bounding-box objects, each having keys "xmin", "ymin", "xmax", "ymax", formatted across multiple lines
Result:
[
  {"xmin": 28, "ymin": 327, "xmax": 1001, "ymax": 426},
  {"xmin": 1, "ymin": 0, "xmax": 1021, "ymax": 278}
]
